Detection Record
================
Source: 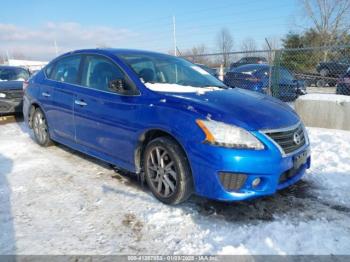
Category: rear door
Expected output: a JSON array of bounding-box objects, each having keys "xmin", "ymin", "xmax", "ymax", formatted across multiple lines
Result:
[
  {"xmin": 45, "ymin": 55, "xmax": 82, "ymax": 141},
  {"xmin": 73, "ymin": 54, "xmax": 140, "ymax": 168}
]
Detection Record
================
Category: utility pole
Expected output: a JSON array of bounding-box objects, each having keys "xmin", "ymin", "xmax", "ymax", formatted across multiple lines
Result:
[
  {"xmin": 265, "ymin": 38, "xmax": 273, "ymax": 96},
  {"xmin": 6, "ymin": 50, "xmax": 10, "ymax": 64},
  {"xmin": 54, "ymin": 39, "xmax": 59, "ymax": 57},
  {"xmin": 173, "ymin": 15, "xmax": 177, "ymax": 56}
]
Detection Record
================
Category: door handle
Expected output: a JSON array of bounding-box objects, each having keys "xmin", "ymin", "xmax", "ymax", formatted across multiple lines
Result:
[
  {"xmin": 75, "ymin": 100, "xmax": 88, "ymax": 106},
  {"xmin": 42, "ymin": 92, "xmax": 51, "ymax": 97}
]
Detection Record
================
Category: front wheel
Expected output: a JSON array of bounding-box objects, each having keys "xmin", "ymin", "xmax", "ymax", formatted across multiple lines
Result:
[
  {"xmin": 32, "ymin": 108, "xmax": 53, "ymax": 147},
  {"xmin": 143, "ymin": 137, "xmax": 193, "ymax": 205}
]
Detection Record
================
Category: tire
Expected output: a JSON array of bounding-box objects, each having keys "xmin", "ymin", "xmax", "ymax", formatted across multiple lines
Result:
[
  {"xmin": 320, "ymin": 68, "xmax": 329, "ymax": 77},
  {"xmin": 32, "ymin": 107, "xmax": 53, "ymax": 147},
  {"xmin": 316, "ymin": 79, "xmax": 326, "ymax": 87},
  {"xmin": 143, "ymin": 136, "xmax": 193, "ymax": 205}
]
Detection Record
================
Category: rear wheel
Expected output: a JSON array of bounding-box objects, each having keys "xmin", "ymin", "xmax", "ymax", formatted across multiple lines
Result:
[
  {"xmin": 320, "ymin": 68, "xmax": 329, "ymax": 77},
  {"xmin": 143, "ymin": 137, "xmax": 193, "ymax": 205},
  {"xmin": 316, "ymin": 79, "xmax": 326, "ymax": 87},
  {"xmin": 32, "ymin": 108, "xmax": 52, "ymax": 147}
]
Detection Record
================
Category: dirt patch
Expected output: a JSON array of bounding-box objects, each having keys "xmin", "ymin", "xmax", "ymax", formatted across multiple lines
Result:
[
  {"xmin": 122, "ymin": 213, "xmax": 144, "ymax": 241},
  {"xmin": 0, "ymin": 115, "xmax": 16, "ymax": 124}
]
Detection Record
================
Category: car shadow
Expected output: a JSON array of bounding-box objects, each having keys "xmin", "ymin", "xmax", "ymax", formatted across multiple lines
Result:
[
  {"xmin": 51, "ymin": 143, "xmax": 154, "ymax": 201},
  {"xmin": 0, "ymin": 153, "xmax": 16, "ymax": 255}
]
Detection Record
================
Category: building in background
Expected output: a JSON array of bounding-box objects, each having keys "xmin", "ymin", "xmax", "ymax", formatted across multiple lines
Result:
[{"xmin": 4, "ymin": 59, "xmax": 48, "ymax": 72}]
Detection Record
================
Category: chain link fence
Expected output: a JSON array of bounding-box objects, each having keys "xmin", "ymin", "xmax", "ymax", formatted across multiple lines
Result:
[{"xmin": 184, "ymin": 45, "xmax": 350, "ymax": 101}]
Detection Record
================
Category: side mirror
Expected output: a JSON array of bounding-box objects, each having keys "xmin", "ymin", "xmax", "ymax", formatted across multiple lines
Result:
[{"xmin": 109, "ymin": 79, "xmax": 125, "ymax": 93}]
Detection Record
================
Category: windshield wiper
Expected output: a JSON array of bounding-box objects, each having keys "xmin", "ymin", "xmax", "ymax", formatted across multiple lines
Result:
[{"xmin": 202, "ymin": 85, "xmax": 230, "ymax": 89}]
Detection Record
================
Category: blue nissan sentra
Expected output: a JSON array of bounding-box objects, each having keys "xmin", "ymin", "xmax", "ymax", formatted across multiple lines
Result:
[{"xmin": 23, "ymin": 49, "xmax": 311, "ymax": 205}]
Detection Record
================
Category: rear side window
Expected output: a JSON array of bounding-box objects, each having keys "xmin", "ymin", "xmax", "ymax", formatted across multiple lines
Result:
[
  {"xmin": 44, "ymin": 63, "xmax": 54, "ymax": 78},
  {"xmin": 51, "ymin": 55, "xmax": 81, "ymax": 84}
]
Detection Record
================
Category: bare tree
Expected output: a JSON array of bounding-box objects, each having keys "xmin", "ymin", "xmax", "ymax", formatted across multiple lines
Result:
[
  {"xmin": 216, "ymin": 28, "xmax": 234, "ymax": 67},
  {"xmin": 183, "ymin": 44, "xmax": 210, "ymax": 65},
  {"xmin": 240, "ymin": 37, "xmax": 257, "ymax": 56},
  {"xmin": 300, "ymin": 0, "xmax": 350, "ymax": 46},
  {"xmin": 11, "ymin": 52, "xmax": 27, "ymax": 60}
]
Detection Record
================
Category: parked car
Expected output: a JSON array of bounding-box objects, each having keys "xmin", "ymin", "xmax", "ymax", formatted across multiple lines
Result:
[
  {"xmin": 195, "ymin": 63, "xmax": 218, "ymax": 78},
  {"xmin": 0, "ymin": 65, "xmax": 30, "ymax": 114},
  {"xmin": 224, "ymin": 64, "xmax": 306, "ymax": 102},
  {"xmin": 229, "ymin": 56, "xmax": 267, "ymax": 71},
  {"xmin": 23, "ymin": 49, "xmax": 311, "ymax": 205},
  {"xmin": 336, "ymin": 70, "xmax": 350, "ymax": 96},
  {"xmin": 316, "ymin": 57, "xmax": 350, "ymax": 78}
]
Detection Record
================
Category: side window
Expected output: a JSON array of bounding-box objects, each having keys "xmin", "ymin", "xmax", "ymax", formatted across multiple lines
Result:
[
  {"xmin": 51, "ymin": 55, "xmax": 81, "ymax": 84},
  {"xmin": 247, "ymin": 57, "xmax": 255, "ymax": 63},
  {"xmin": 279, "ymin": 68, "xmax": 294, "ymax": 81},
  {"xmin": 44, "ymin": 63, "xmax": 54, "ymax": 78},
  {"xmin": 81, "ymin": 55, "xmax": 131, "ymax": 93}
]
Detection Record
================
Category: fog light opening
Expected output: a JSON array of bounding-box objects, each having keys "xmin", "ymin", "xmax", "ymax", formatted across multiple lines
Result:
[{"xmin": 252, "ymin": 178, "xmax": 261, "ymax": 188}]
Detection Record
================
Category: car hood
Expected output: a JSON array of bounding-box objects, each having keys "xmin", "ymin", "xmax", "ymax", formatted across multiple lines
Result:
[
  {"xmin": 0, "ymin": 81, "xmax": 23, "ymax": 91},
  {"xmin": 158, "ymin": 88, "xmax": 300, "ymax": 131}
]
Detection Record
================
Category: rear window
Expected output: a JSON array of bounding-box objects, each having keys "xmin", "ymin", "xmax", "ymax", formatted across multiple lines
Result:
[
  {"xmin": 246, "ymin": 57, "xmax": 266, "ymax": 63},
  {"xmin": 0, "ymin": 67, "xmax": 29, "ymax": 81}
]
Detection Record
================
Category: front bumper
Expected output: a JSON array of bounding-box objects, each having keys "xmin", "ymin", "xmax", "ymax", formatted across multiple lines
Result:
[
  {"xmin": 0, "ymin": 98, "xmax": 23, "ymax": 114},
  {"xmin": 187, "ymin": 132, "xmax": 311, "ymax": 201}
]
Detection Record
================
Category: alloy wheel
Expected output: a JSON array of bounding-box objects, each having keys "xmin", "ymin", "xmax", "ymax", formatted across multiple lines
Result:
[
  {"xmin": 146, "ymin": 146, "xmax": 178, "ymax": 198},
  {"xmin": 33, "ymin": 111, "xmax": 48, "ymax": 144}
]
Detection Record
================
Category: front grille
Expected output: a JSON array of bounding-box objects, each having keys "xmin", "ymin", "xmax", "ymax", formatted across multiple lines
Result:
[
  {"xmin": 1, "ymin": 90, "xmax": 23, "ymax": 99},
  {"xmin": 265, "ymin": 123, "xmax": 306, "ymax": 155},
  {"xmin": 218, "ymin": 172, "xmax": 247, "ymax": 191}
]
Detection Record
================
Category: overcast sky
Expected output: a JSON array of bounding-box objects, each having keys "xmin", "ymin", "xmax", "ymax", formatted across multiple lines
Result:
[{"xmin": 0, "ymin": 0, "xmax": 300, "ymax": 61}]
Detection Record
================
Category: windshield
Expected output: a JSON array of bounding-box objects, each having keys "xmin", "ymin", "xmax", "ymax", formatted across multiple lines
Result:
[
  {"xmin": 0, "ymin": 67, "xmax": 29, "ymax": 81},
  {"xmin": 118, "ymin": 53, "xmax": 226, "ymax": 90}
]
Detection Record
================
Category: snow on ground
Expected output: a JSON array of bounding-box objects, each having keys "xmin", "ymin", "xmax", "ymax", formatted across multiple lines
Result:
[
  {"xmin": 298, "ymin": 93, "xmax": 350, "ymax": 102},
  {"xmin": 1, "ymin": 122, "xmax": 350, "ymax": 255}
]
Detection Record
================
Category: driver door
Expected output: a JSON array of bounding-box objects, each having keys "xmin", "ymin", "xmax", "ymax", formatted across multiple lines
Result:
[{"xmin": 73, "ymin": 54, "xmax": 140, "ymax": 168}]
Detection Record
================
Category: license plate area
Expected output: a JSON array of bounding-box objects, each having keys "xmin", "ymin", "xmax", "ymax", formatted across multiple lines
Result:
[{"xmin": 293, "ymin": 149, "xmax": 309, "ymax": 170}]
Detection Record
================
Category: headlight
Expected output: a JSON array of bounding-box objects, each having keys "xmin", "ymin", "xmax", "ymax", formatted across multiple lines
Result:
[
  {"xmin": 196, "ymin": 119, "xmax": 264, "ymax": 150},
  {"xmin": 0, "ymin": 93, "xmax": 6, "ymax": 98}
]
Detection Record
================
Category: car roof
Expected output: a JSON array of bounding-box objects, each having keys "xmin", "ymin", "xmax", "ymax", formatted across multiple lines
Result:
[
  {"xmin": 241, "ymin": 56, "xmax": 266, "ymax": 59},
  {"xmin": 0, "ymin": 65, "xmax": 28, "ymax": 70},
  {"xmin": 232, "ymin": 63, "xmax": 290, "ymax": 72},
  {"xmin": 65, "ymin": 48, "xmax": 170, "ymax": 57}
]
